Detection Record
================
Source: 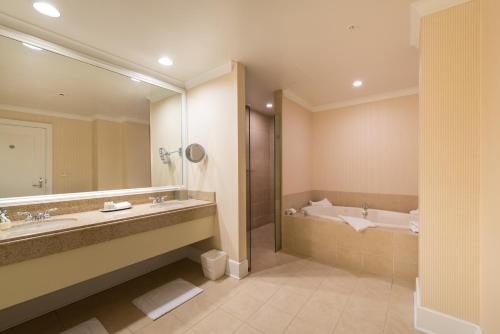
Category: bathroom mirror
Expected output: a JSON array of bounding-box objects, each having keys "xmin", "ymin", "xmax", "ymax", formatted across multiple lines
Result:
[
  {"xmin": 185, "ymin": 144, "xmax": 206, "ymax": 163},
  {"xmin": 0, "ymin": 31, "xmax": 185, "ymax": 201}
]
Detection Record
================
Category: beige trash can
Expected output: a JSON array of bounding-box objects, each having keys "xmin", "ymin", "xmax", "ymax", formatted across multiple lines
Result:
[{"xmin": 201, "ymin": 249, "xmax": 227, "ymax": 280}]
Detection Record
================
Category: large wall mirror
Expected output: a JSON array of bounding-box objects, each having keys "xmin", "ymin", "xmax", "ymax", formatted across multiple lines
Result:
[{"xmin": 0, "ymin": 31, "xmax": 185, "ymax": 202}]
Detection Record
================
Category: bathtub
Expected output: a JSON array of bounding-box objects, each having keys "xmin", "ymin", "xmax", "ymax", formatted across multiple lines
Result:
[{"xmin": 301, "ymin": 205, "xmax": 418, "ymax": 230}]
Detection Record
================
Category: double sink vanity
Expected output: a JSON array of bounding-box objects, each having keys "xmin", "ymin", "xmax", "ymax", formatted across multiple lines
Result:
[{"xmin": 0, "ymin": 192, "xmax": 217, "ymax": 314}]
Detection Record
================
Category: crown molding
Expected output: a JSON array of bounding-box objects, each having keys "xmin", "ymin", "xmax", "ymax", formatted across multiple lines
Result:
[
  {"xmin": 185, "ymin": 61, "xmax": 234, "ymax": 90},
  {"xmin": 0, "ymin": 14, "xmax": 185, "ymax": 90},
  {"xmin": 410, "ymin": 0, "xmax": 472, "ymax": 48},
  {"xmin": 282, "ymin": 89, "xmax": 313, "ymax": 111},
  {"xmin": 312, "ymin": 87, "xmax": 419, "ymax": 112},
  {"xmin": 0, "ymin": 104, "xmax": 149, "ymax": 125}
]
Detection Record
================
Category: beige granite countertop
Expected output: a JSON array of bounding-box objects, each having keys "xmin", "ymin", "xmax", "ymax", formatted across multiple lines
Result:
[{"xmin": 0, "ymin": 199, "xmax": 216, "ymax": 266}]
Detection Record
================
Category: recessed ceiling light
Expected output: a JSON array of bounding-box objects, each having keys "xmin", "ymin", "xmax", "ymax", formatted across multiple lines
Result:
[
  {"xmin": 158, "ymin": 56, "xmax": 173, "ymax": 66},
  {"xmin": 33, "ymin": 2, "xmax": 61, "ymax": 17},
  {"xmin": 130, "ymin": 77, "xmax": 141, "ymax": 82},
  {"xmin": 22, "ymin": 42, "xmax": 43, "ymax": 51},
  {"xmin": 353, "ymin": 80, "xmax": 363, "ymax": 87},
  {"xmin": 266, "ymin": 103, "xmax": 273, "ymax": 108}
]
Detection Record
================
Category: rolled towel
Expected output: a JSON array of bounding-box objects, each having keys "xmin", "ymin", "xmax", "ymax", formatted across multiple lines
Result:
[
  {"xmin": 309, "ymin": 198, "xmax": 333, "ymax": 207},
  {"xmin": 409, "ymin": 220, "xmax": 419, "ymax": 233},
  {"xmin": 338, "ymin": 215, "xmax": 376, "ymax": 232},
  {"xmin": 114, "ymin": 201, "xmax": 132, "ymax": 210}
]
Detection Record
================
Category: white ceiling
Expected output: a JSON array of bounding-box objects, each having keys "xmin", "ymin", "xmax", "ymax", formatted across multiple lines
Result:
[
  {"xmin": 0, "ymin": 34, "xmax": 176, "ymax": 122},
  {"xmin": 0, "ymin": 0, "xmax": 419, "ymax": 111}
]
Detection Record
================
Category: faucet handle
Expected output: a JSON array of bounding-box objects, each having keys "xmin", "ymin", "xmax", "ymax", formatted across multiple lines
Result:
[
  {"xmin": 17, "ymin": 211, "xmax": 33, "ymax": 222},
  {"xmin": 43, "ymin": 208, "xmax": 58, "ymax": 219}
]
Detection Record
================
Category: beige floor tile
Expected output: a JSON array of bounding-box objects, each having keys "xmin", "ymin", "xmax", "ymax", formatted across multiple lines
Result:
[
  {"xmin": 98, "ymin": 300, "xmax": 153, "ymax": 333},
  {"xmin": 343, "ymin": 295, "xmax": 388, "ymax": 328},
  {"xmin": 171, "ymin": 294, "xmax": 217, "ymax": 327},
  {"xmin": 2, "ymin": 312, "xmax": 62, "ymax": 334},
  {"xmin": 384, "ymin": 310, "xmax": 422, "ymax": 334},
  {"xmin": 136, "ymin": 313, "xmax": 190, "ymax": 334},
  {"xmin": 248, "ymin": 304, "xmax": 294, "ymax": 334},
  {"xmin": 296, "ymin": 292, "xmax": 343, "ymax": 332},
  {"xmin": 220, "ymin": 292, "xmax": 264, "ymax": 320},
  {"xmin": 191, "ymin": 309, "xmax": 242, "ymax": 334},
  {"xmin": 236, "ymin": 279, "xmax": 280, "ymax": 302},
  {"xmin": 318, "ymin": 271, "xmax": 358, "ymax": 295},
  {"xmin": 333, "ymin": 311, "xmax": 384, "ymax": 334},
  {"xmin": 284, "ymin": 318, "xmax": 332, "ymax": 334},
  {"xmin": 235, "ymin": 324, "xmax": 264, "ymax": 334},
  {"xmin": 267, "ymin": 286, "xmax": 311, "ymax": 316}
]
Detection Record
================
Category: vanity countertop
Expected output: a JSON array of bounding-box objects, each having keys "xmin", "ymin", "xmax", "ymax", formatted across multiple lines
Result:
[{"xmin": 0, "ymin": 199, "xmax": 216, "ymax": 266}]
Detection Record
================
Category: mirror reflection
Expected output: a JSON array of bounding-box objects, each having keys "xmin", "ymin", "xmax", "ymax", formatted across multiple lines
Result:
[{"xmin": 0, "ymin": 35, "xmax": 183, "ymax": 198}]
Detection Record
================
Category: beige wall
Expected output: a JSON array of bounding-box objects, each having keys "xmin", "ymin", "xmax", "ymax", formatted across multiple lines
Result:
[
  {"xmin": 312, "ymin": 95, "xmax": 418, "ymax": 196},
  {"xmin": 480, "ymin": 0, "xmax": 500, "ymax": 332},
  {"xmin": 187, "ymin": 62, "xmax": 247, "ymax": 262},
  {"xmin": 0, "ymin": 109, "xmax": 151, "ymax": 195},
  {"xmin": 282, "ymin": 97, "xmax": 313, "ymax": 196},
  {"xmin": 122, "ymin": 122, "xmax": 151, "ymax": 189},
  {"xmin": 419, "ymin": 1, "xmax": 480, "ymax": 323},
  {"xmin": 150, "ymin": 94, "xmax": 182, "ymax": 186},
  {"xmin": 92, "ymin": 119, "xmax": 125, "ymax": 190},
  {"xmin": 249, "ymin": 109, "xmax": 274, "ymax": 229}
]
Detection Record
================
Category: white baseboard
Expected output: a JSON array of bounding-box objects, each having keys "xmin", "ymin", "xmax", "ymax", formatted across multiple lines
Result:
[
  {"xmin": 187, "ymin": 247, "xmax": 249, "ymax": 280},
  {"xmin": 414, "ymin": 278, "xmax": 482, "ymax": 334},
  {"xmin": 226, "ymin": 259, "xmax": 249, "ymax": 279}
]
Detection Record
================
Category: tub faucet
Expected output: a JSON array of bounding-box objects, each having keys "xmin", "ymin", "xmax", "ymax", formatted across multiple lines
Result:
[
  {"xmin": 361, "ymin": 202, "xmax": 369, "ymax": 219},
  {"xmin": 150, "ymin": 196, "xmax": 167, "ymax": 204}
]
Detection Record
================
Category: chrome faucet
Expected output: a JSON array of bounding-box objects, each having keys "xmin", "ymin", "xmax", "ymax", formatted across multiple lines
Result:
[
  {"xmin": 0, "ymin": 208, "xmax": 10, "ymax": 223},
  {"xmin": 18, "ymin": 208, "xmax": 58, "ymax": 223},
  {"xmin": 149, "ymin": 196, "xmax": 167, "ymax": 205},
  {"xmin": 361, "ymin": 202, "xmax": 369, "ymax": 219}
]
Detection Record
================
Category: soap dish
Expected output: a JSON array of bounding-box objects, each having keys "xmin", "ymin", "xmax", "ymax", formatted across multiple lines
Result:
[
  {"xmin": 100, "ymin": 201, "xmax": 132, "ymax": 212},
  {"xmin": 99, "ymin": 206, "xmax": 132, "ymax": 212}
]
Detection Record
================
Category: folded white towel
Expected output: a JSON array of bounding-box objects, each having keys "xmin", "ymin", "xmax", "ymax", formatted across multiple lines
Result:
[
  {"xmin": 410, "ymin": 209, "xmax": 419, "ymax": 215},
  {"xmin": 339, "ymin": 215, "xmax": 376, "ymax": 232},
  {"xmin": 409, "ymin": 220, "xmax": 419, "ymax": 233},
  {"xmin": 113, "ymin": 201, "xmax": 132, "ymax": 210},
  {"xmin": 309, "ymin": 198, "xmax": 333, "ymax": 207}
]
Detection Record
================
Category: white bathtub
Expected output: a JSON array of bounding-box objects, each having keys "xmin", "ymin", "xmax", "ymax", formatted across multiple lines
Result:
[{"xmin": 301, "ymin": 205, "xmax": 418, "ymax": 230}]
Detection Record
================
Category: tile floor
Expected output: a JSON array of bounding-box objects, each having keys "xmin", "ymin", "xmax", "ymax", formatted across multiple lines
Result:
[{"xmin": 4, "ymin": 226, "xmax": 422, "ymax": 334}]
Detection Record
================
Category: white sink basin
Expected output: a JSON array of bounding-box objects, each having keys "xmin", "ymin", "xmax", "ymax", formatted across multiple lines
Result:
[
  {"xmin": 1, "ymin": 218, "xmax": 78, "ymax": 238},
  {"xmin": 151, "ymin": 200, "xmax": 185, "ymax": 210}
]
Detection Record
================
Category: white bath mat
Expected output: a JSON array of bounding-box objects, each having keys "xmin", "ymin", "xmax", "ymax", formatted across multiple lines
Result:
[
  {"xmin": 60, "ymin": 318, "xmax": 108, "ymax": 334},
  {"xmin": 132, "ymin": 278, "xmax": 203, "ymax": 320}
]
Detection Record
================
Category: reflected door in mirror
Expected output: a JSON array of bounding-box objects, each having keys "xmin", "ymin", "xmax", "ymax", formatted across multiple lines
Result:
[{"xmin": 0, "ymin": 119, "xmax": 49, "ymax": 197}]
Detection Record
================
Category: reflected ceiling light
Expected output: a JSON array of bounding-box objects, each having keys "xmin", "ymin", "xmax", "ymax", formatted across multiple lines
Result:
[
  {"xmin": 353, "ymin": 80, "xmax": 363, "ymax": 87},
  {"xmin": 158, "ymin": 56, "xmax": 173, "ymax": 66},
  {"xmin": 22, "ymin": 42, "xmax": 43, "ymax": 51},
  {"xmin": 130, "ymin": 77, "xmax": 141, "ymax": 82},
  {"xmin": 266, "ymin": 103, "xmax": 273, "ymax": 108},
  {"xmin": 33, "ymin": 2, "xmax": 61, "ymax": 17}
]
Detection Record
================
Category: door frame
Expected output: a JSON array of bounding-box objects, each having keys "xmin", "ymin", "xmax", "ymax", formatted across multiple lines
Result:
[{"xmin": 0, "ymin": 118, "xmax": 53, "ymax": 195}]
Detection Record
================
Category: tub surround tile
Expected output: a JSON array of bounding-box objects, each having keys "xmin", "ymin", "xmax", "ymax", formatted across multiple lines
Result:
[
  {"xmin": 282, "ymin": 215, "xmax": 418, "ymax": 283},
  {"xmin": 283, "ymin": 191, "xmax": 313, "ymax": 211},
  {"xmin": 311, "ymin": 190, "xmax": 418, "ymax": 213}
]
